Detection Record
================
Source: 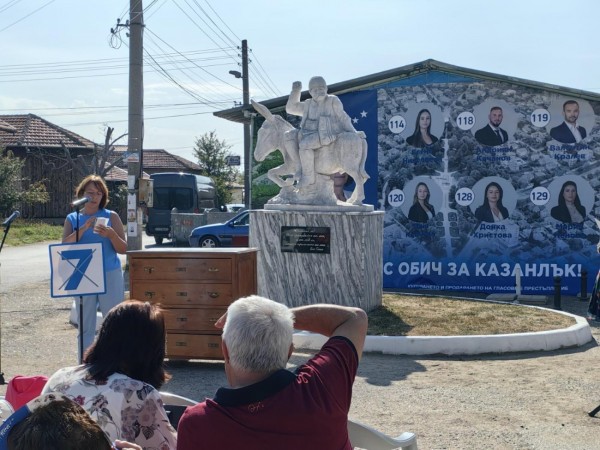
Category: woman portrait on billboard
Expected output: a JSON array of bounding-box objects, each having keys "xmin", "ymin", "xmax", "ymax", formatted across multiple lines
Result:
[
  {"xmin": 475, "ymin": 182, "xmax": 509, "ymax": 223},
  {"xmin": 406, "ymin": 108, "xmax": 438, "ymax": 148},
  {"xmin": 551, "ymin": 180, "xmax": 586, "ymax": 224},
  {"xmin": 408, "ymin": 182, "xmax": 435, "ymax": 223}
]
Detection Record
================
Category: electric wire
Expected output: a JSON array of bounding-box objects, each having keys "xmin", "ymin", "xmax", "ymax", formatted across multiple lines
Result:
[{"xmin": 0, "ymin": 0, "xmax": 55, "ymax": 33}]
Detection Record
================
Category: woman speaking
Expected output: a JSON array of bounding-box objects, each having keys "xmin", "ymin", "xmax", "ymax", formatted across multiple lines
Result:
[{"xmin": 62, "ymin": 175, "xmax": 127, "ymax": 356}]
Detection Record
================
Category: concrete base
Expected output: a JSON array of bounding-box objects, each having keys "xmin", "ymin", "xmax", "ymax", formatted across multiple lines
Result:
[
  {"xmin": 250, "ymin": 209, "xmax": 384, "ymax": 311},
  {"xmin": 294, "ymin": 307, "xmax": 593, "ymax": 355}
]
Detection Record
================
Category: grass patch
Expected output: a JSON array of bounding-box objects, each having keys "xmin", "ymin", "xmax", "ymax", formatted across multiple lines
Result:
[
  {"xmin": 2, "ymin": 219, "xmax": 62, "ymax": 246},
  {"xmin": 368, "ymin": 294, "xmax": 576, "ymax": 336}
]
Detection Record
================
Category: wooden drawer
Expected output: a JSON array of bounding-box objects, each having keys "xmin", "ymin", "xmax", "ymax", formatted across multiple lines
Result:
[
  {"xmin": 163, "ymin": 308, "xmax": 225, "ymax": 332},
  {"xmin": 129, "ymin": 257, "xmax": 232, "ymax": 282},
  {"xmin": 131, "ymin": 282, "xmax": 233, "ymax": 307},
  {"xmin": 166, "ymin": 333, "xmax": 223, "ymax": 359}
]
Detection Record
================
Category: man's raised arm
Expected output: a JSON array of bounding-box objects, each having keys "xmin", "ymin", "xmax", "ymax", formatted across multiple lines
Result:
[{"xmin": 291, "ymin": 304, "xmax": 368, "ymax": 360}]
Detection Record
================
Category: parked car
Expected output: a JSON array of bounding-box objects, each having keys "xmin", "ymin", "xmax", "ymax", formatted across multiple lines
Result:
[{"xmin": 188, "ymin": 210, "xmax": 249, "ymax": 247}]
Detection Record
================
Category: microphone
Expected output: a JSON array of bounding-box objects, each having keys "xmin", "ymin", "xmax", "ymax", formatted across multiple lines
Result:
[
  {"xmin": 71, "ymin": 197, "xmax": 90, "ymax": 209},
  {"xmin": 2, "ymin": 210, "xmax": 20, "ymax": 226}
]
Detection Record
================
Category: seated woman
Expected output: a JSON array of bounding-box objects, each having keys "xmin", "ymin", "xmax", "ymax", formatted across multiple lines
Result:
[
  {"xmin": 408, "ymin": 182, "xmax": 435, "ymax": 223},
  {"xmin": 551, "ymin": 180, "xmax": 586, "ymax": 224},
  {"xmin": 42, "ymin": 300, "xmax": 177, "ymax": 449},
  {"xmin": 475, "ymin": 182, "xmax": 509, "ymax": 223}
]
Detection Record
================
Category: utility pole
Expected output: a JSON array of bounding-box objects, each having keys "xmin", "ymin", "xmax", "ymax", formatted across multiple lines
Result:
[
  {"xmin": 241, "ymin": 40, "xmax": 250, "ymax": 208},
  {"xmin": 127, "ymin": 0, "xmax": 144, "ymax": 250}
]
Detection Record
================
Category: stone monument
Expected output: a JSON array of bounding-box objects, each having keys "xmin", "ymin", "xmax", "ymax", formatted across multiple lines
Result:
[{"xmin": 250, "ymin": 76, "xmax": 383, "ymax": 311}]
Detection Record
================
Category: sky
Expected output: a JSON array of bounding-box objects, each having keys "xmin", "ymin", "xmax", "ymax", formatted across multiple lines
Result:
[{"xmin": 2, "ymin": 0, "xmax": 600, "ymax": 168}]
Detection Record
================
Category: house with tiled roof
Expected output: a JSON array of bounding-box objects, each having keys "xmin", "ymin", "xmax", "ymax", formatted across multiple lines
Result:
[
  {"xmin": 111, "ymin": 146, "xmax": 202, "ymax": 175},
  {"xmin": 1, "ymin": 114, "xmax": 204, "ymax": 219},
  {"xmin": 0, "ymin": 114, "xmax": 96, "ymax": 218}
]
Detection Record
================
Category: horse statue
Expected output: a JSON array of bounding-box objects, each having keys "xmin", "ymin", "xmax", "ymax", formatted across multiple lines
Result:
[{"xmin": 251, "ymin": 99, "xmax": 369, "ymax": 206}]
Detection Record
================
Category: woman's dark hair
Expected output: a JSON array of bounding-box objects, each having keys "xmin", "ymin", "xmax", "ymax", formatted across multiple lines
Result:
[
  {"xmin": 75, "ymin": 175, "xmax": 110, "ymax": 209},
  {"xmin": 557, "ymin": 181, "xmax": 582, "ymax": 208},
  {"xmin": 409, "ymin": 109, "xmax": 432, "ymax": 147},
  {"xmin": 482, "ymin": 182, "xmax": 505, "ymax": 210},
  {"xmin": 83, "ymin": 300, "xmax": 170, "ymax": 389}
]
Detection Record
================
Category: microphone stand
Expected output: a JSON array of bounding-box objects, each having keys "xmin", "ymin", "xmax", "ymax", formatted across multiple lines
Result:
[
  {"xmin": 74, "ymin": 205, "xmax": 85, "ymax": 364},
  {"xmin": 0, "ymin": 213, "xmax": 19, "ymax": 385}
]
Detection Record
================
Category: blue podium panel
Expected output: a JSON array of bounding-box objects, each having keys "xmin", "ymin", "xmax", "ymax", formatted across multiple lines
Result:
[{"xmin": 49, "ymin": 243, "xmax": 106, "ymax": 298}]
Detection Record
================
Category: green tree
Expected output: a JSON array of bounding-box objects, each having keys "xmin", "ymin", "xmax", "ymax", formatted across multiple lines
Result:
[
  {"xmin": 193, "ymin": 130, "xmax": 239, "ymax": 207},
  {"xmin": 0, "ymin": 150, "xmax": 49, "ymax": 216}
]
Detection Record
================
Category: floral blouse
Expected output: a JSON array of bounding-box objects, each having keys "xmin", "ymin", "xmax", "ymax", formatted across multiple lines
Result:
[{"xmin": 42, "ymin": 366, "xmax": 177, "ymax": 450}]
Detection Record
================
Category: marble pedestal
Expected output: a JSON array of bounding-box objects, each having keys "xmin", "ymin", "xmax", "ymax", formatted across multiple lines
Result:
[{"xmin": 250, "ymin": 209, "xmax": 384, "ymax": 311}]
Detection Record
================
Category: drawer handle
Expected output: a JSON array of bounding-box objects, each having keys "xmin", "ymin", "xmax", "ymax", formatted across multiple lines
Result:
[
  {"xmin": 175, "ymin": 341, "xmax": 187, "ymax": 347},
  {"xmin": 176, "ymin": 317, "xmax": 188, "ymax": 322},
  {"xmin": 208, "ymin": 267, "xmax": 219, "ymax": 272},
  {"xmin": 208, "ymin": 292, "xmax": 219, "ymax": 298},
  {"xmin": 143, "ymin": 266, "xmax": 154, "ymax": 274},
  {"xmin": 176, "ymin": 292, "xmax": 188, "ymax": 297},
  {"xmin": 175, "ymin": 267, "xmax": 187, "ymax": 272},
  {"xmin": 144, "ymin": 291, "xmax": 155, "ymax": 299},
  {"xmin": 207, "ymin": 343, "xmax": 219, "ymax": 348}
]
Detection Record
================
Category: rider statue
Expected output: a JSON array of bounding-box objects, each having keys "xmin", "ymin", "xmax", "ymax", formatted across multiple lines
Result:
[{"xmin": 285, "ymin": 76, "xmax": 364, "ymax": 187}]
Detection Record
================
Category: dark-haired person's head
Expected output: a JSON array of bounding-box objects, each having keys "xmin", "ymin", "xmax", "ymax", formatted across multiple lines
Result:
[
  {"xmin": 483, "ymin": 182, "xmax": 504, "ymax": 208},
  {"xmin": 562, "ymin": 100, "xmax": 580, "ymax": 125},
  {"xmin": 557, "ymin": 180, "xmax": 582, "ymax": 207},
  {"xmin": 413, "ymin": 109, "xmax": 432, "ymax": 135},
  {"xmin": 488, "ymin": 107, "xmax": 503, "ymax": 127},
  {"xmin": 6, "ymin": 394, "xmax": 113, "ymax": 450},
  {"xmin": 84, "ymin": 300, "xmax": 169, "ymax": 389}
]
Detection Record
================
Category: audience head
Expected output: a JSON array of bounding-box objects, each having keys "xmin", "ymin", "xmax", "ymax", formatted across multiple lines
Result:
[
  {"xmin": 84, "ymin": 300, "xmax": 169, "ymax": 389},
  {"xmin": 5, "ymin": 393, "xmax": 113, "ymax": 450},
  {"xmin": 222, "ymin": 295, "xmax": 294, "ymax": 374}
]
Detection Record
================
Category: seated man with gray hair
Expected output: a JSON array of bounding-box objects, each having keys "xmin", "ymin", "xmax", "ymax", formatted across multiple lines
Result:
[{"xmin": 177, "ymin": 295, "xmax": 368, "ymax": 450}]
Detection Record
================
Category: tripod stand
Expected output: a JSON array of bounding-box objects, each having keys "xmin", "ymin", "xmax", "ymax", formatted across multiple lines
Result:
[{"xmin": 0, "ymin": 211, "xmax": 21, "ymax": 385}]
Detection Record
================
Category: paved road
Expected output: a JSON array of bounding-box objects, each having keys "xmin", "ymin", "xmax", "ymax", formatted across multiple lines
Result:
[{"xmin": 0, "ymin": 232, "xmax": 163, "ymax": 292}]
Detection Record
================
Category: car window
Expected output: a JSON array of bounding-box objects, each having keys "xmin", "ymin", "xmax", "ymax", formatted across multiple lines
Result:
[
  {"xmin": 233, "ymin": 212, "xmax": 249, "ymax": 226},
  {"xmin": 154, "ymin": 187, "xmax": 194, "ymax": 210}
]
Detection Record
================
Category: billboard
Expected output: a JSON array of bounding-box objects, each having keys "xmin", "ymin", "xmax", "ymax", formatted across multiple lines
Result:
[{"xmin": 376, "ymin": 73, "xmax": 600, "ymax": 295}]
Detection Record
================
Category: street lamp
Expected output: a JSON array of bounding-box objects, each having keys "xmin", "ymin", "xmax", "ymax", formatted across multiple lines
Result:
[{"xmin": 228, "ymin": 40, "xmax": 250, "ymax": 208}]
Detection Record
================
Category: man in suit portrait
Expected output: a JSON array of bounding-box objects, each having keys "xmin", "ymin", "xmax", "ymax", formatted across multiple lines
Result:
[
  {"xmin": 550, "ymin": 100, "xmax": 587, "ymax": 144},
  {"xmin": 474, "ymin": 106, "xmax": 509, "ymax": 146}
]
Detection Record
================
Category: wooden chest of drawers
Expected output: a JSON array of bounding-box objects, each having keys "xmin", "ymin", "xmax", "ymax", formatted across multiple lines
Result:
[{"xmin": 127, "ymin": 248, "xmax": 257, "ymax": 360}]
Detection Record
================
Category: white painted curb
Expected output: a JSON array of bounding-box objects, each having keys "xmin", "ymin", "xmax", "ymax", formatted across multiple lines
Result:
[{"xmin": 293, "ymin": 306, "xmax": 594, "ymax": 356}]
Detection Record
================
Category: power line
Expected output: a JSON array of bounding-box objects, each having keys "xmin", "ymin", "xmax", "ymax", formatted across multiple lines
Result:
[
  {"xmin": 0, "ymin": 0, "xmax": 55, "ymax": 33},
  {"xmin": 0, "ymin": 0, "xmax": 23, "ymax": 14},
  {"xmin": 203, "ymin": 0, "xmax": 241, "ymax": 43}
]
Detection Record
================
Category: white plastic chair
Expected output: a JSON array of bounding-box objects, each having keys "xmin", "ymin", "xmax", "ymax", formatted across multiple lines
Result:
[
  {"xmin": 348, "ymin": 418, "xmax": 418, "ymax": 450},
  {"xmin": 159, "ymin": 391, "xmax": 198, "ymax": 407},
  {"xmin": 159, "ymin": 392, "xmax": 198, "ymax": 429}
]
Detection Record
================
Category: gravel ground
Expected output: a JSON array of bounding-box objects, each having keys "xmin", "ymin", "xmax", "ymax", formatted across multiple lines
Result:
[{"xmin": 0, "ymin": 280, "xmax": 599, "ymax": 449}]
